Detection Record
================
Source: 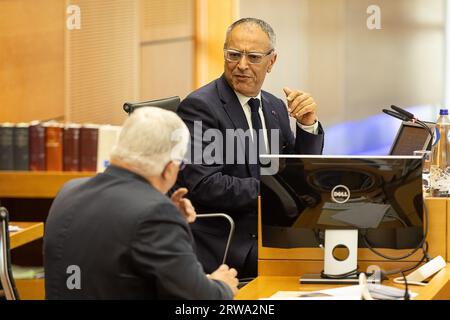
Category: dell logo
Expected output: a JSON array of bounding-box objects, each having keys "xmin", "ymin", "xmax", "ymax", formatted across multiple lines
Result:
[{"xmin": 331, "ymin": 185, "xmax": 351, "ymax": 203}]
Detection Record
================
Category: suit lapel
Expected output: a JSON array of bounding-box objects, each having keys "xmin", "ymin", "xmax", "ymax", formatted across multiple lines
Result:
[{"xmin": 217, "ymin": 75, "xmax": 249, "ymax": 131}]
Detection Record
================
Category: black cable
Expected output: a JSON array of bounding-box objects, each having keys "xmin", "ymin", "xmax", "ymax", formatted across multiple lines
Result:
[
  {"xmin": 381, "ymin": 242, "xmax": 429, "ymax": 277},
  {"xmin": 401, "ymin": 271, "xmax": 410, "ymax": 300},
  {"xmin": 377, "ymin": 241, "xmax": 429, "ymax": 299},
  {"xmin": 320, "ymin": 266, "xmax": 375, "ymax": 280},
  {"xmin": 320, "ymin": 268, "xmax": 359, "ymax": 279},
  {"xmin": 416, "ymin": 119, "xmax": 435, "ymax": 144},
  {"xmin": 361, "ymin": 199, "xmax": 428, "ymax": 260}
]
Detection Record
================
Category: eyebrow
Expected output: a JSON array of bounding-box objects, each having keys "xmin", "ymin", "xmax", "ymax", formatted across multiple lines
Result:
[{"xmin": 227, "ymin": 48, "xmax": 272, "ymax": 53}]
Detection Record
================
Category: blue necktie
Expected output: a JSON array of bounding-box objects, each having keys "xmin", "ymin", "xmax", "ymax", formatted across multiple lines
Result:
[{"xmin": 248, "ymin": 98, "xmax": 267, "ymax": 156}]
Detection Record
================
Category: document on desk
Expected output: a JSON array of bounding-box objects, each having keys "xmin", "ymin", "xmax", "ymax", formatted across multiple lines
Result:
[
  {"xmin": 264, "ymin": 285, "xmax": 417, "ymax": 300},
  {"xmin": 8, "ymin": 225, "xmax": 23, "ymax": 233},
  {"xmin": 265, "ymin": 286, "xmax": 361, "ymax": 300}
]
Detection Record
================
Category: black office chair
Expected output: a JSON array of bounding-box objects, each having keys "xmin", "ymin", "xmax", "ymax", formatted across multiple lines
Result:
[
  {"xmin": 123, "ymin": 96, "xmax": 181, "ymax": 114},
  {"xmin": 0, "ymin": 207, "xmax": 19, "ymax": 300}
]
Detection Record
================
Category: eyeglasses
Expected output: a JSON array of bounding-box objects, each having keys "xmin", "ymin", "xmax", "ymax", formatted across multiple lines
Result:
[
  {"xmin": 224, "ymin": 48, "xmax": 274, "ymax": 64},
  {"xmin": 173, "ymin": 159, "xmax": 186, "ymax": 171}
]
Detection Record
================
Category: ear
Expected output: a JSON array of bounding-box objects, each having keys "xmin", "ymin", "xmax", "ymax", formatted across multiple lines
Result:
[
  {"xmin": 267, "ymin": 52, "xmax": 277, "ymax": 73},
  {"xmin": 162, "ymin": 161, "xmax": 177, "ymax": 180}
]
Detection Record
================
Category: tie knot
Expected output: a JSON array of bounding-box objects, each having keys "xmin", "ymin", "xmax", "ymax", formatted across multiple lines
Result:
[{"xmin": 248, "ymin": 98, "xmax": 261, "ymax": 113}]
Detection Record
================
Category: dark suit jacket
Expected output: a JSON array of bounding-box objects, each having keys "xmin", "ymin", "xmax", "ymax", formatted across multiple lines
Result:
[
  {"xmin": 44, "ymin": 165, "xmax": 233, "ymax": 300},
  {"xmin": 176, "ymin": 75, "xmax": 324, "ymax": 274}
]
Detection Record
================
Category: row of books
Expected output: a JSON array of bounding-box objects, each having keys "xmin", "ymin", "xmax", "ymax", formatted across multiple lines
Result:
[{"xmin": 0, "ymin": 121, "xmax": 122, "ymax": 172}]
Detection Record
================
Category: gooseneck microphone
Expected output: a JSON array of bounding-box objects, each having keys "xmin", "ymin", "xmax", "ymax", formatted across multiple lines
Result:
[
  {"xmin": 382, "ymin": 109, "xmax": 410, "ymax": 122},
  {"xmin": 383, "ymin": 105, "xmax": 435, "ymax": 144},
  {"xmin": 390, "ymin": 105, "xmax": 415, "ymax": 121}
]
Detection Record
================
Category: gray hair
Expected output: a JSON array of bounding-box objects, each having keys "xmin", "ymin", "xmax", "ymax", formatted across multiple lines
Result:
[
  {"xmin": 110, "ymin": 107, "xmax": 190, "ymax": 177},
  {"xmin": 224, "ymin": 17, "xmax": 276, "ymax": 49}
]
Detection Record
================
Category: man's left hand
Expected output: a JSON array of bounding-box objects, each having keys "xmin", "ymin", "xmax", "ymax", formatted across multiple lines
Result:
[
  {"xmin": 283, "ymin": 87, "xmax": 318, "ymax": 126},
  {"xmin": 171, "ymin": 188, "xmax": 196, "ymax": 223}
]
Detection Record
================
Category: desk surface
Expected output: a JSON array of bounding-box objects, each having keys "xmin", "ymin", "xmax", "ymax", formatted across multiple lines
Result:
[
  {"xmin": 236, "ymin": 264, "xmax": 450, "ymax": 300},
  {"xmin": 9, "ymin": 222, "xmax": 44, "ymax": 249}
]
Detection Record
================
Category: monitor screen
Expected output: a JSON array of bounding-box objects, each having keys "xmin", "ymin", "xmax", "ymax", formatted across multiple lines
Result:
[
  {"xmin": 260, "ymin": 155, "xmax": 424, "ymax": 250},
  {"xmin": 389, "ymin": 122, "xmax": 432, "ymax": 155}
]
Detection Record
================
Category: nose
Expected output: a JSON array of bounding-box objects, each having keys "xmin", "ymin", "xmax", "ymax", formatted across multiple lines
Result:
[{"xmin": 237, "ymin": 54, "xmax": 249, "ymax": 70}]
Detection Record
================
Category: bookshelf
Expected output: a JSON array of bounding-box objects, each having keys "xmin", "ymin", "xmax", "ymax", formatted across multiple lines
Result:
[
  {"xmin": 0, "ymin": 171, "xmax": 95, "ymax": 198},
  {"xmin": 10, "ymin": 222, "xmax": 44, "ymax": 250},
  {"xmin": 0, "ymin": 171, "xmax": 95, "ymax": 300}
]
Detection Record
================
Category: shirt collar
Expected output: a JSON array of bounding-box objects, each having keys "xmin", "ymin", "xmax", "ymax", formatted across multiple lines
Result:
[{"xmin": 234, "ymin": 91, "xmax": 262, "ymax": 108}]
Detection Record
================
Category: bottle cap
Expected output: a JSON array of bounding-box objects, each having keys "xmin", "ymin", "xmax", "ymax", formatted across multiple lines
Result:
[{"xmin": 440, "ymin": 109, "xmax": 449, "ymax": 115}]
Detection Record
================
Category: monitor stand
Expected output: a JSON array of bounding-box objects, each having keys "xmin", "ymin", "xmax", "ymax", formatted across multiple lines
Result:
[
  {"xmin": 300, "ymin": 230, "xmax": 365, "ymax": 285},
  {"xmin": 300, "ymin": 273, "xmax": 382, "ymax": 284},
  {"xmin": 300, "ymin": 273, "xmax": 360, "ymax": 284}
]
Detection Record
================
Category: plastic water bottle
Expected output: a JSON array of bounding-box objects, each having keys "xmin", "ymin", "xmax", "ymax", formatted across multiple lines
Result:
[{"xmin": 430, "ymin": 109, "xmax": 450, "ymax": 197}]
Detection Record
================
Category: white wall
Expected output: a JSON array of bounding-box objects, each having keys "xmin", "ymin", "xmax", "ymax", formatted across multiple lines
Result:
[{"xmin": 239, "ymin": 0, "xmax": 445, "ymax": 126}]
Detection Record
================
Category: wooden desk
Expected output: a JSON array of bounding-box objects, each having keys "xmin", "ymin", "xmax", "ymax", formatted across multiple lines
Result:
[
  {"xmin": 9, "ymin": 222, "xmax": 44, "ymax": 249},
  {"xmin": 9, "ymin": 221, "xmax": 45, "ymax": 300},
  {"xmin": 236, "ymin": 264, "xmax": 450, "ymax": 300}
]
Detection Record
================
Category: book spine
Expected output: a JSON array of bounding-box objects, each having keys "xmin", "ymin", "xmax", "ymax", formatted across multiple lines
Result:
[
  {"xmin": 80, "ymin": 127, "xmax": 98, "ymax": 172},
  {"xmin": 97, "ymin": 125, "xmax": 121, "ymax": 172},
  {"xmin": 63, "ymin": 127, "xmax": 80, "ymax": 171},
  {"xmin": 13, "ymin": 125, "xmax": 30, "ymax": 170},
  {"xmin": 45, "ymin": 125, "xmax": 63, "ymax": 171},
  {"xmin": 29, "ymin": 123, "xmax": 46, "ymax": 171},
  {"xmin": 0, "ymin": 125, "xmax": 14, "ymax": 170}
]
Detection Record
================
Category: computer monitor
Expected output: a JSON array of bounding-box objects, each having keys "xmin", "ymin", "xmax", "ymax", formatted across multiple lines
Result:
[
  {"xmin": 389, "ymin": 121, "xmax": 434, "ymax": 155},
  {"xmin": 123, "ymin": 96, "xmax": 180, "ymax": 114},
  {"xmin": 259, "ymin": 155, "xmax": 424, "ymax": 250}
]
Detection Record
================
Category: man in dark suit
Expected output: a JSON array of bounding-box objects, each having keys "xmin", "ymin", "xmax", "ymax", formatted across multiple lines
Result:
[
  {"xmin": 44, "ymin": 107, "xmax": 238, "ymax": 299},
  {"xmin": 176, "ymin": 18, "xmax": 324, "ymax": 278}
]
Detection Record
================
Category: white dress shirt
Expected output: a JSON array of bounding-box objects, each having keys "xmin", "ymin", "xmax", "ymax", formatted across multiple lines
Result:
[{"xmin": 234, "ymin": 91, "xmax": 319, "ymax": 153}]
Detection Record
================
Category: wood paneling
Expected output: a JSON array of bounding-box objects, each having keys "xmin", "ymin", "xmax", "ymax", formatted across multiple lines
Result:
[
  {"xmin": 0, "ymin": 0, "xmax": 64, "ymax": 123},
  {"xmin": 139, "ymin": 0, "xmax": 195, "ymax": 101},
  {"xmin": 140, "ymin": 0, "xmax": 193, "ymax": 42},
  {"xmin": 426, "ymin": 197, "xmax": 447, "ymax": 260},
  {"xmin": 65, "ymin": 0, "xmax": 139, "ymax": 125},
  {"xmin": 259, "ymin": 259, "xmax": 426, "ymax": 277},
  {"xmin": 194, "ymin": 0, "xmax": 237, "ymax": 87},
  {"xmin": 140, "ymin": 40, "xmax": 194, "ymax": 101}
]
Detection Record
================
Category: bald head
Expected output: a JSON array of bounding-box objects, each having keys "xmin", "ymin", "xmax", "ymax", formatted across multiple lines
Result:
[{"xmin": 224, "ymin": 17, "xmax": 276, "ymax": 49}]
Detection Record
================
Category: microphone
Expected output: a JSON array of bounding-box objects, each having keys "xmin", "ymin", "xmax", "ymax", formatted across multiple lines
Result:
[
  {"xmin": 391, "ymin": 105, "xmax": 415, "ymax": 120},
  {"xmin": 382, "ymin": 109, "xmax": 410, "ymax": 122}
]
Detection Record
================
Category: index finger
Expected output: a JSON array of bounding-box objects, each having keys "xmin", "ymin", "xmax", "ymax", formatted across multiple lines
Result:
[
  {"xmin": 218, "ymin": 264, "xmax": 229, "ymax": 271},
  {"xmin": 286, "ymin": 90, "xmax": 306, "ymax": 103},
  {"xmin": 171, "ymin": 188, "xmax": 188, "ymax": 201}
]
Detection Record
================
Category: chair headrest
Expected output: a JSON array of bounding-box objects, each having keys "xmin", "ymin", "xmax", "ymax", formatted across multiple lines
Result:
[{"xmin": 123, "ymin": 96, "xmax": 181, "ymax": 114}]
